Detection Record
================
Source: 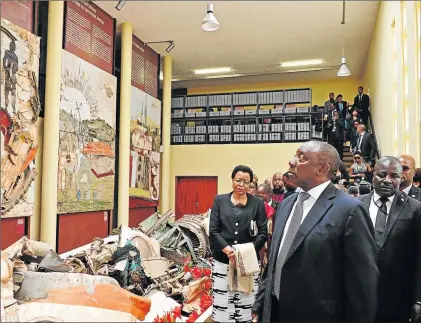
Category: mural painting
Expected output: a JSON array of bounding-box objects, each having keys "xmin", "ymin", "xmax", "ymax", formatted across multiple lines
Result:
[
  {"xmin": 1, "ymin": 18, "xmax": 40, "ymax": 218},
  {"xmin": 130, "ymin": 86, "xmax": 161, "ymax": 201},
  {"xmin": 58, "ymin": 50, "xmax": 116, "ymax": 213}
]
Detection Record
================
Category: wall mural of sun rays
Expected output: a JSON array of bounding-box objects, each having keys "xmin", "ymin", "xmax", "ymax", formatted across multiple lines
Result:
[{"xmin": 58, "ymin": 50, "xmax": 117, "ymax": 214}]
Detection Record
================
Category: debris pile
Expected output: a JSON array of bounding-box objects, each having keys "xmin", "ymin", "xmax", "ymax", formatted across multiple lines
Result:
[{"xmin": 1, "ymin": 210, "xmax": 212, "ymax": 322}]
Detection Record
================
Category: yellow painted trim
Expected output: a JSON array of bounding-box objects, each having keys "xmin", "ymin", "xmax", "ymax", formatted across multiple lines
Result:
[
  {"xmin": 159, "ymin": 56, "xmax": 172, "ymax": 213},
  {"xmin": 40, "ymin": 1, "xmax": 64, "ymax": 249},
  {"xmin": 117, "ymin": 22, "xmax": 133, "ymax": 227}
]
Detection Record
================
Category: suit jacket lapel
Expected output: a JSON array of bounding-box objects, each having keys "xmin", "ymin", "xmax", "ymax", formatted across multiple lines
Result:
[
  {"xmin": 285, "ymin": 183, "xmax": 336, "ymax": 263},
  {"xmin": 269, "ymin": 195, "xmax": 297, "ymax": 265},
  {"xmin": 408, "ymin": 185, "xmax": 421, "ymax": 200},
  {"xmin": 382, "ymin": 192, "xmax": 407, "ymax": 248}
]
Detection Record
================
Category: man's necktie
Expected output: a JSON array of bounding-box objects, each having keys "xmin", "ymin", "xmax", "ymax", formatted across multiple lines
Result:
[
  {"xmin": 359, "ymin": 95, "xmax": 362, "ymax": 102},
  {"xmin": 374, "ymin": 197, "xmax": 389, "ymax": 245},
  {"xmin": 273, "ymin": 192, "xmax": 311, "ymax": 299},
  {"xmin": 357, "ymin": 135, "xmax": 362, "ymax": 150}
]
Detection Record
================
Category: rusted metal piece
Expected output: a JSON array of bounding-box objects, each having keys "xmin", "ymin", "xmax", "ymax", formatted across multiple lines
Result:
[
  {"xmin": 14, "ymin": 271, "xmax": 119, "ymax": 301},
  {"xmin": 4, "ymin": 237, "xmax": 52, "ymax": 260},
  {"xmin": 37, "ymin": 250, "xmax": 71, "ymax": 273},
  {"xmin": 176, "ymin": 214, "xmax": 211, "ymax": 258}
]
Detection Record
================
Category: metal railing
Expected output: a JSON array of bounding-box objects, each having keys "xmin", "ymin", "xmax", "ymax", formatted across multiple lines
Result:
[{"xmin": 170, "ymin": 111, "xmax": 329, "ymax": 145}]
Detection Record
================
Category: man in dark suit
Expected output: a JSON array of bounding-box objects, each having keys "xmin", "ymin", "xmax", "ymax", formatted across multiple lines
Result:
[
  {"xmin": 252, "ymin": 141, "xmax": 378, "ymax": 322},
  {"xmin": 358, "ymin": 156, "xmax": 421, "ymax": 322},
  {"xmin": 355, "ymin": 124, "xmax": 377, "ymax": 166},
  {"xmin": 398, "ymin": 154, "xmax": 421, "ymax": 202},
  {"xmin": 353, "ymin": 86, "xmax": 370, "ymax": 125},
  {"xmin": 326, "ymin": 110, "xmax": 345, "ymax": 159},
  {"xmin": 334, "ymin": 94, "xmax": 348, "ymax": 120}
]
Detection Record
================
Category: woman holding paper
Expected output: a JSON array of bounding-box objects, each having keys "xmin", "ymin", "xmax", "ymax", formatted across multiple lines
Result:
[{"xmin": 209, "ymin": 165, "xmax": 268, "ymax": 323}]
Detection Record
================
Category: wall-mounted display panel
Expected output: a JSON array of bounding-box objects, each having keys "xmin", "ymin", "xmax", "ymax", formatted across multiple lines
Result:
[
  {"xmin": 58, "ymin": 50, "xmax": 117, "ymax": 214},
  {"xmin": 1, "ymin": 18, "xmax": 41, "ymax": 218}
]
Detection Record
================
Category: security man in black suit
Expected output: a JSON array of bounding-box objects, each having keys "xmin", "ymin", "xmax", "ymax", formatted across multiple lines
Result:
[
  {"xmin": 398, "ymin": 154, "xmax": 421, "ymax": 202},
  {"xmin": 252, "ymin": 141, "xmax": 378, "ymax": 322},
  {"xmin": 358, "ymin": 156, "xmax": 421, "ymax": 322},
  {"xmin": 355, "ymin": 124, "xmax": 377, "ymax": 166},
  {"xmin": 353, "ymin": 86, "xmax": 370, "ymax": 125}
]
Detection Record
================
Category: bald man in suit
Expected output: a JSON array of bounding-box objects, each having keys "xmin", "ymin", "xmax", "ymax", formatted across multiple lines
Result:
[{"xmin": 399, "ymin": 154, "xmax": 421, "ymax": 202}]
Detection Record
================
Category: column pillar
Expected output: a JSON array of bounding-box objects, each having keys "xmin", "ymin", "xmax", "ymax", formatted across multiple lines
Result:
[
  {"xmin": 117, "ymin": 22, "xmax": 132, "ymax": 227},
  {"xmin": 159, "ymin": 56, "xmax": 172, "ymax": 213},
  {"xmin": 40, "ymin": 1, "xmax": 64, "ymax": 249},
  {"xmin": 30, "ymin": 117, "xmax": 44, "ymax": 240}
]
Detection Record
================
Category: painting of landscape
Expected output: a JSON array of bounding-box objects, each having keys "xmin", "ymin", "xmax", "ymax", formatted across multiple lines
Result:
[
  {"xmin": 58, "ymin": 50, "xmax": 117, "ymax": 213},
  {"xmin": 1, "ymin": 18, "xmax": 40, "ymax": 218},
  {"xmin": 129, "ymin": 86, "xmax": 161, "ymax": 200}
]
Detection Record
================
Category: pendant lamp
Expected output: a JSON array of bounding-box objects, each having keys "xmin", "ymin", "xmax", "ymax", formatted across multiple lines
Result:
[
  {"xmin": 337, "ymin": 57, "xmax": 351, "ymax": 77},
  {"xmin": 337, "ymin": 1, "xmax": 351, "ymax": 77},
  {"xmin": 201, "ymin": 3, "xmax": 219, "ymax": 32}
]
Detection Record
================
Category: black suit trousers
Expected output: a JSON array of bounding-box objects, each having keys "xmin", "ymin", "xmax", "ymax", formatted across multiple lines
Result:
[{"xmin": 332, "ymin": 140, "xmax": 344, "ymax": 159}]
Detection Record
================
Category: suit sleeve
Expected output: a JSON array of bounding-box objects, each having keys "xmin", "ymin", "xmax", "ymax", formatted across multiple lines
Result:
[
  {"xmin": 367, "ymin": 134, "xmax": 376, "ymax": 160},
  {"xmin": 344, "ymin": 203, "xmax": 379, "ymax": 323},
  {"xmin": 416, "ymin": 208, "xmax": 421, "ymax": 301},
  {"xmin": 252, "ymin": 200, "xmax": 268, "ymax": 252},
  {"xmin": 209, "ymin": 196, "xmax": 229, "ymax": 252},
  {"xmin": 353, "ymin": 96, "xmax": 358, "ymax": 107}
]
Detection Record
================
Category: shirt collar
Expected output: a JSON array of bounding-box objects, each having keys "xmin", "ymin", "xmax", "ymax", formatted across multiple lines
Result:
[
  {"xmin": 402, "ymin": 185, "xmax": 411, "ymax": 195},
  {"xmin": 268, "ymin": 199, "xmax": 273, "ymax": 206},
  {"xmin": 373, "ymin": 191, "xmax": 395, "ymax": 204},
  {"xmin": 304, "ymin": 181, "xmax": 331, "ymax": 201}
]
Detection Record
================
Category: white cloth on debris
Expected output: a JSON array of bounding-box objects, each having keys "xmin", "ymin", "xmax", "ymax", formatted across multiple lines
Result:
[{"xmin": 228, "ymin": 243, "xmax": 260, "ymax": 293}]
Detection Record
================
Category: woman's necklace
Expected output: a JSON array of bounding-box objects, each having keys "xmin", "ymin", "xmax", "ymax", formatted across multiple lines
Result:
[
  {"xmin": 231, "ymin": 194, "xmax": 247, "ymax": 207},
  {"xmin": 354, "ymin": 162, "xmax": 364, "ymax": 173}
]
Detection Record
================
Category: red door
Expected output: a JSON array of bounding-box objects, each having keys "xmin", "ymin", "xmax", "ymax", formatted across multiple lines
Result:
[{"xmin": 175, "ymin": 177, "xmax": 218, "ymax": 219}]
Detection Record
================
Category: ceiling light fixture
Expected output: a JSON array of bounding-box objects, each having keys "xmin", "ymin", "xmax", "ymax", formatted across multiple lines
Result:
[
  {"xmin": 145, "ymin": 40, "xmax": 175, "ymax": 53},
  {"xmin": 166, "ymin": 41, "xmax": 175, "ymax": 53},
  {"xmin": 115, "ymin": 0, "xmax": 126, "ymax": 11},
  {"xmin": 280, "ymin": 59, "xmax": 324, "ymax": 68},
  {"xmin": 337, "ymin": 1, "xmax": 351, "ymax": 77},
  {"xmin": 194, "ymin": 67, "xmax": 232, "ymax": 75},
  {"xmin": 201, "ymin": 3, "xmax": 219, "ymax": 32}
]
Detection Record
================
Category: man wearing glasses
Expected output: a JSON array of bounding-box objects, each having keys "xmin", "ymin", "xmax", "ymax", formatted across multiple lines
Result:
[{"xmin": 398, "ymin": 154, "xmax": 421, "ymax": 202}]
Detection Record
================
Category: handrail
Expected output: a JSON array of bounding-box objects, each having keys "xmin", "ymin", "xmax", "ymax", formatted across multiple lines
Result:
[{"xmin": 367, "ymin": 110, "xmax": 380, "ymax": 159}]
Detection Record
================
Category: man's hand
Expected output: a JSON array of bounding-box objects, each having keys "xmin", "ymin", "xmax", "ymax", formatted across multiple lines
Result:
[{"xmin": 410, "ymin": 302, "xmax": 421, "ymax": 322}]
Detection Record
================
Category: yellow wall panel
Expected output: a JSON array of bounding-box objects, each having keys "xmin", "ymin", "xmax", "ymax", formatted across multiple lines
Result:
[
  {"xmin": 169, "ymin": 143, "xmax": 301, "ymax": 210},
  {"xmin": 364, "ymin": 1, "xmax": 420, "ymax": 163}
]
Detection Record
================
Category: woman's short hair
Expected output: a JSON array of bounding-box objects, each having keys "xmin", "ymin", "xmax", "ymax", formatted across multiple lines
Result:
[
  {"xmin": 231, "ymin": 165, "xmax": 253, "ymax": 181},
  {"xmin": 353, "ymin": 151, "xmax": 362, "ymax": 156}
]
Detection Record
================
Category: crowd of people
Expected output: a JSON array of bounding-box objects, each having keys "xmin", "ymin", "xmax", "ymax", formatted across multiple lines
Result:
[{"xmin": 208, "ymin": 140, "xmax": 421, "ymax": 323}]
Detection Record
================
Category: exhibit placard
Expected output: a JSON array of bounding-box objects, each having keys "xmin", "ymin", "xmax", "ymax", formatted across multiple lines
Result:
[
  {"xmin": 131, "ymin": 36, "xmax": 159, "ymax": 99},
  {"xmin": 64, "ymin": 1, "xmax": 114, "ymax": 74},
  {"xmin": 0, "ymin": 1, "xmax": 34, "ymax": 32}
]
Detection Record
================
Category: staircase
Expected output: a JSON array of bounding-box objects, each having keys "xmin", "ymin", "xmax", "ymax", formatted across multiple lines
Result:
[{"xmin": 343, "ymin": 142, "xmax": 353, "ymax": 168}]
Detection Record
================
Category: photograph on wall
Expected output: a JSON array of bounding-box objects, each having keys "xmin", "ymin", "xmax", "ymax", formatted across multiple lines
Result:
[
  {"xmin": 1, "ymin": 18, "xmax": 40, "ymax": 218},
  {"xmin": 58, "ymin": 50, "xmax": 117, "ymax": 214},
  {"xmin": 129, "ymin": 86, "xmax": 161, "ymax": 200}
]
